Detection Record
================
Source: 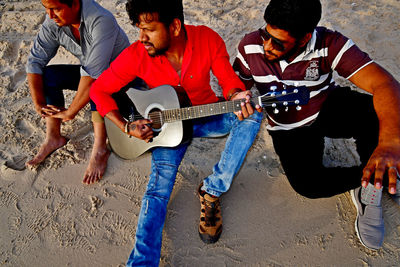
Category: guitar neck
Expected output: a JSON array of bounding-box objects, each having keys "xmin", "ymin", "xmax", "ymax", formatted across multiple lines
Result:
[
  {"xmin": 160, "ymin": 86, "xmax": 309, "ymax": 123},
  {"xmin": 162, "ymin": 97, "xmax": 258, "ymax": 123}
]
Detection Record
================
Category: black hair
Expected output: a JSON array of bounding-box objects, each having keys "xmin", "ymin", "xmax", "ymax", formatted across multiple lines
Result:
[
  {"xmin": 126, "ymin": 0, "xmax": 184, "ymax": 27},
  {"xmin": 58, "ymin": 0, "xmax": 74, "ymax": 8},
  {"xmin": 264, "ymin": 0, "xmax": 321, "ymax": 39}
]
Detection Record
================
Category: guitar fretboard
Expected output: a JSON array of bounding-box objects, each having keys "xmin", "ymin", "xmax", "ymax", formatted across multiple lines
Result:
[
  {"xmin": 162, "ymin": 99, "xmax": 253, "ymax": 123},
  {"xmin": 158, "ymin": 86, "xmax": 309, "ymax": 124}
]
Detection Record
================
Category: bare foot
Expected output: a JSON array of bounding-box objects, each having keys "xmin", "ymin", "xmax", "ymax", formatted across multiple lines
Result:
[
  {"xmin": 26, "ymin": 137, "xmax": 68, "ymax": 169},
  {"xmin": 82, "ymin": 148, "xmax": 111, "ymax": 185}
]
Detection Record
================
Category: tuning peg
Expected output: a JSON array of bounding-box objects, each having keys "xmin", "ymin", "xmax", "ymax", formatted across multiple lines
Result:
[
  {"xmin": 273, "ymin": 108, "xmax": 279, "ymax": 114},
  {"xmin": 285, "ymin": 107, "xmax": 289, "ymax": 112},
  {"xmin": 296, "ymin": 106, "xmax": 302, "ymax": 111},
  {"xmin": 294, "ymin": 89, "xmax": 298, "ymax": 93},
  {"xmin": 272, "ymin": 103, "xmax": 277, "ymax": 108},
  {"xmin": 282, "ymin": 90, "xmax": 287, "ymax": 95},
  {"xmin": 283, "ymin": 101, "xmax": 288, "ymax": 106},
  {"xmin": 295, "ymin": 100, "xmax": 300, "ymax": 104},
  {"xmin": 269, "ymin": 86, "xmax": 277, "ymax": 96},
  {"xmin": 270, "ymin": 86, "xmax": 277, "ymax": 96}
]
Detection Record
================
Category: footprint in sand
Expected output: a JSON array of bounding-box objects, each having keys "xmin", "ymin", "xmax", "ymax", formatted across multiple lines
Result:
[
  {"xmin": 0, "ymin": 116, "xmax": 34, "ymax": 171},
  {"xmin": 9, "ymin": 69, "xmax": 26, "ymax": 92},
  {"xmin": 15, "ymin": 118, "xmax": 34, "ymax": 137},
  {"xmin": 4, "ymin": 155, "xmax": 27, "ymax": 171},
  {"xmin": 0, "ymin": 189, "xmax": 19, "ymax": 208}
]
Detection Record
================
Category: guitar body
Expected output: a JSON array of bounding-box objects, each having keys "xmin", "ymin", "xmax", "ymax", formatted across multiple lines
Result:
[{"xmin": 105, "ymin": 85, "xmax": 183, "ymax": 159}]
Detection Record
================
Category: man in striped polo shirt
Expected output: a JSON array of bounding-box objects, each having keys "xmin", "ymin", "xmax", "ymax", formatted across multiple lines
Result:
[{"xmin": 234, "ymin": 0, "xmax": 400, "ymax": 250}]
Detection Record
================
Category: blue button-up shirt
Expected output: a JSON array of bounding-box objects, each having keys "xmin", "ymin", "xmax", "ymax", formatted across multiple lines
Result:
[{"xmin": 26, "ymin": 0, "xmax": 130, "ymax": 79}]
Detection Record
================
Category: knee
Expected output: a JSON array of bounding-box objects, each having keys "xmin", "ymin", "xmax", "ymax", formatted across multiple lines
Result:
[
  {"xmin": 286, "ymin": 178, "xmax": 329, "ymax": 199},
  {"xmin": 251, "ymin": 110, "xmax": 264, "ymax": 122},
  {"xmin": 291, "ymin": 186, "xmax": 325, "ymax": 199},
  {"xmin": 146, "ymin": 163, "xmax": 178, "ymax": 199},
  {"xmin": 42, "ymin": 65, "xmax": 60, "ymax": 87},
  {"xmin": 241, "ymin": 111, "xmax": 263, "ymax": 125}
]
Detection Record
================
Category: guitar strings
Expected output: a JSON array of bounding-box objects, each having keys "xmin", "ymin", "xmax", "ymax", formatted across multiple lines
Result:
[{"xmin": 125, "ymin": 91, "xmax": 301, "ymax": 123}]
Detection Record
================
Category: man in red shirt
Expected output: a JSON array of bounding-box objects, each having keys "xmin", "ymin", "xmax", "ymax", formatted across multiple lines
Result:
[{"xmin": 90, "ymin": 0, "xmax": 263, "ymax": 265}]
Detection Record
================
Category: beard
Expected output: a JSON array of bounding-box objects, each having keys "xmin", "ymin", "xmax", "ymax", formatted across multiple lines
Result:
[
  {"xmin": 282, "ymin": 41, "xmax": 309, "ymax": 63},
  {"xmin": 264, "ymin": 41, "xmax": 304, "ymax": 63},
  {"xmin": 263, "ymin": 50, "xmax": 280, "ymax": 62},
  {"xmin": 151, "ymin": 46, "xmax": 169, "ymax": 57},
  {"xmin": 143, "ymin": 35, "xmax": 171, "ymax": 57}
]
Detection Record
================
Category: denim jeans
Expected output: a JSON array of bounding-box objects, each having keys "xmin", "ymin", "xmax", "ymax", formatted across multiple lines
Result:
[{"xmin": 126, "ymin": 111, "xmax": 263, "ymax": 266}]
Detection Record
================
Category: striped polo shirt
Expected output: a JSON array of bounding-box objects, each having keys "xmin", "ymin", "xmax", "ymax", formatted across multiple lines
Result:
[{"xmin": 233, "ymin": 26, "xmax": 373, "ymax": 130}]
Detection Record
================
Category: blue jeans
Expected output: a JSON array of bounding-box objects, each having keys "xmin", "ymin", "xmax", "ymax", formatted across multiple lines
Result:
[{"xmin": 126, "ymin": 111, "xmax": 263, "ymax": 266}]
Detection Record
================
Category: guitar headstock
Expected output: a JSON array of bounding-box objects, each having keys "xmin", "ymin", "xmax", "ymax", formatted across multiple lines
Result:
[{"xmin": 258, "ymin": 85, "xmax": 310, "ymax": 113}]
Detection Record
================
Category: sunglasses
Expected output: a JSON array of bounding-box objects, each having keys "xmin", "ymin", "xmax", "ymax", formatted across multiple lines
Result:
[{"xmin": 259, "ymin": 26, "xmax": 286, "ymax": 52}]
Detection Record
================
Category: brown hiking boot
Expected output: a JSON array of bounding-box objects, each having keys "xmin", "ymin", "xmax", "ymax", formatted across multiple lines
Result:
[{"xmin": 198, "ymin": 183, "xmax": 222, "ymax": 243}]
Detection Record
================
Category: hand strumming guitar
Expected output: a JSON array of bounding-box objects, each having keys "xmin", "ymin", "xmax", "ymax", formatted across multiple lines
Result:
[
  {"xmin": 105, "ymin": 110, "xmax": 154, "ymax": 143},
  {"xmin": 126, "ymin": 119, "xmax": 154, "ymax": 143}
]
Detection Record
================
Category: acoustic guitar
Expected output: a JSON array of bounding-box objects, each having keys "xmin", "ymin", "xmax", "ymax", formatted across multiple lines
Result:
[{"xmin": 105, "ymin": 85, "xmax": 309, "ymax": 159}]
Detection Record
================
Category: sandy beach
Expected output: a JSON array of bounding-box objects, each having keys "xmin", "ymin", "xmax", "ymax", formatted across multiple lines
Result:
[{"xmin": 1, "ymin": 0, "xmax": 400, "ymax": 266}]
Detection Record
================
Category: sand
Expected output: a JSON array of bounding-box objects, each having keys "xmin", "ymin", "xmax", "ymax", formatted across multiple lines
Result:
[{"xmin": 1, "ymin": 0, "xmax": 400, "ymax": 266}]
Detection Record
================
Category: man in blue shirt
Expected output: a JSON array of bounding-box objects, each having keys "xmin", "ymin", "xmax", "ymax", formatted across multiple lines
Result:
[{"xmin": 26, "ymin": 0, "xmax": 130, "ymax": 184}]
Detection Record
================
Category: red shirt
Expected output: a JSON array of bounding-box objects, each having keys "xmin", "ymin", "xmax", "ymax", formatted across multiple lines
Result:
[{"xmin": 90, "ymin": 25, "xmax": 245, "ymax": 117}]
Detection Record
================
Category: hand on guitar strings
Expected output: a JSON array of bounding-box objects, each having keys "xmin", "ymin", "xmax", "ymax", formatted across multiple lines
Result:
[
  {"xmin": 127, "ymin": 119, "xmax": 154, "ymax": 143},
  {"xmin": 231, "ymin": 91, "xmax": 263, "ymax": 121}
]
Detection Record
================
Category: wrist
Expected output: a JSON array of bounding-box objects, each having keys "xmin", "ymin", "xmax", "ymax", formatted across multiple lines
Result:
[
  {"xmin": 124, "ymin": 121, "xmax": 135, "ymax": 138},
  {"xmin": 227, "ymin": 88, "xmax": 242, "ymax": 101},
  {"xmin": 65, "ymin": 108, "xmax": 77, "ymax": 120},
  {"xmin": 35, "ymin": 103, "xmax": 45, "ymax": 111},
  {"xmin": 124, "ymin": 121, "xmax": 130, "ymax": 134}
]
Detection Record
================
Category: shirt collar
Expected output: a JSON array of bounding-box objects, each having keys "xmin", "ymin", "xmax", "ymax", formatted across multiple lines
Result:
[
  {"xmin": 278, "ymin": 29, "xmax": 317, "ymax": 70},
  {"xmin": 184, "ymin": 25, "xmax": 194, "ymax": 50},
  {"xmin": 79, "ymin": 0, "xmax": 89, "ymax": 25},
  {"xmin": 304, "ymin": 29, "xmax": 317, "ymax": 54},
  {"xmin": 180, "ymin": 25, "xmax": 193, "ymax": 79},
  {"xmin": 285, "ymin": 29, "xmax": 317, "ymax": 64}
]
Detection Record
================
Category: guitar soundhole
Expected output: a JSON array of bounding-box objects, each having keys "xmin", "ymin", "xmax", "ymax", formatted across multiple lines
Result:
[{"xmin": 148, "ymin": 110, "xmax": 162, "ymax": 130}]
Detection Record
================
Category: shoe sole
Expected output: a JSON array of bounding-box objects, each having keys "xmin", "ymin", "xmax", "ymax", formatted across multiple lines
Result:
[
  {"xmin": 199, "ymin": 229, "xmax": 222, "ymax": 244},
  {"xmin": 350, "ymin": 189, "xmax": 378, "ymax": 251}
]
